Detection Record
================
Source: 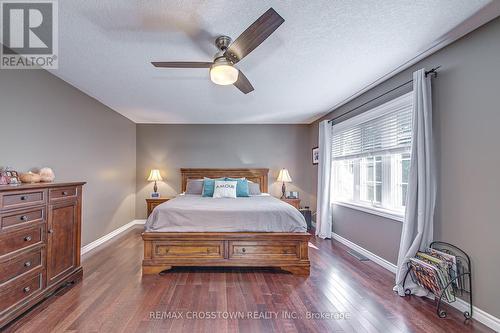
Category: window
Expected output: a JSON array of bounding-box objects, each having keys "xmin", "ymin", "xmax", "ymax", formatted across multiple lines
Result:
[
  {"xmin": 331, "ymin": 92, "xmax": 413, "ymax": 220},
  {"xmin": 394, "ymin": 153, "xmax": 410, "ymax": 209},
  {"xmin": 360, "ymin": 156, "xmax": 382, "ymax": 204}
]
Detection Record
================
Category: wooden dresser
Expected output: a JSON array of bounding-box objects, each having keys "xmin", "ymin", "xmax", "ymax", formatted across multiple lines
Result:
[{"xmin": 0, "ymin": 182, "xmax": 85, "ymax": 328}]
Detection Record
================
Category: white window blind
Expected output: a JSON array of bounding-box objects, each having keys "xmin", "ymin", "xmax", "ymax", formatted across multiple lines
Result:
[
  {"xmin": 330, "ymin": 92, "xmax": 414, "ymax": 219},
  {"xmin": 332, "ymin": 92, "xmax": 413, "ymax": 160}
]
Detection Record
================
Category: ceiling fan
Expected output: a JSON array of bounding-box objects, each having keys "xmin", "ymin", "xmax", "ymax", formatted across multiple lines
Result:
[{"xmin": 151, "ymin": 8, "xmax": 284, "ymax": 94}]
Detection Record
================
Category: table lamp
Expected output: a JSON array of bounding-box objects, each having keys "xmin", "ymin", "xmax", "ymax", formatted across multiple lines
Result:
[
  {"xmin": 277, "ymin": 168, "xmax": 292, "ymax": 199},
  {"xmin": 147, "ymin": 169, "xmax": 162, "ymax": 198}
]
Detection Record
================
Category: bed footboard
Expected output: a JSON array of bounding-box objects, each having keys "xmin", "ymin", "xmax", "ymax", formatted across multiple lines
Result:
[{"xmin": 142, "ymin": 232, "xmax": 311, "ymax": 275}]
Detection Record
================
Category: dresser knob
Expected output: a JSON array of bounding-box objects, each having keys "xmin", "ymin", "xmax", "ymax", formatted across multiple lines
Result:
[
  {"xmin": 20, "ymin": 196, "xmax": 27, "ymax": 201},
  {"xmin": 62, "ymin": 191, "xmax": 68, "ymax": 195},
  {"xmin": 242, "ymin": 248, "xmax": 246, "ymax": 253},
  {"xmin": 23, "ymin": 286, "xmax": 31, "ymax": 293},
  {"xmin": 48, "ymin": 229, "xmax": 54, "ymax": 234},
  {"xmin": 24, "ymin": 236, "xmax": 32, "ymax": 242},
  {"xmin": 24, "ymin": 261, "xmax": 31, "ymax": 267},
  {"xmin": 20, "ymin": 215, "xmax": 28, "ymax": 221}
]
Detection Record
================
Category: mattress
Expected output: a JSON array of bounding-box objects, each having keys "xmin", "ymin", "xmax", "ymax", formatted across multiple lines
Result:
[{"xmin": 144, "ymin": 194, "xmax": 307, "ymax": 233}]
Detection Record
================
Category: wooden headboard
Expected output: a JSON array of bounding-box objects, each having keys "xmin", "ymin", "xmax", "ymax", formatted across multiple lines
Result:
[{"xmin": 181, "ymin": 168, "xmax": 269, "ymax": 193}]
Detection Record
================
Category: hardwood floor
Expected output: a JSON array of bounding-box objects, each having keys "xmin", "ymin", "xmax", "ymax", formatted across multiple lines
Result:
[{"xmin": 4, "ymin": 227, "xmax": 493, "ymax": 333}]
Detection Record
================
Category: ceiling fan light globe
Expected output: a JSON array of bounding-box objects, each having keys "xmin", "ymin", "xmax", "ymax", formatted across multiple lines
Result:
[{"xmin": 210, "ymin": 64, "xmax": 239, "ymax": 85}]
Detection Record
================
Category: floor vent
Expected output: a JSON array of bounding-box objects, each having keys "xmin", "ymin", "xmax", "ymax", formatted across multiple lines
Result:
[{"xmin": 347, "ymin": 249, "xmax": 370, "ymax": 261}]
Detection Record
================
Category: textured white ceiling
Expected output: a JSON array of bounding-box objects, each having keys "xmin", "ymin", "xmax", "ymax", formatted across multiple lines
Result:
[{"xmin": 52, "ymin": 0, "xmax": 491, "ymax": 123}]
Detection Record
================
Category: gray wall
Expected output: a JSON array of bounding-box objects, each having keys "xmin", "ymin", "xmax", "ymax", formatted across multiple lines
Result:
[
  {"xmin": 0, "ymin": 69, "xmax": 136, "ymax": 246},
  {"xmin": 136, "ymin": 124, "xmax": 313, "ymax": 219},
  {"xmin": 308, "ymin": 17, "xmax": 500, "ymax": 317},
  {"xmin": 332, "ymin": 205, "xmax": 403, "ymax": 264}
]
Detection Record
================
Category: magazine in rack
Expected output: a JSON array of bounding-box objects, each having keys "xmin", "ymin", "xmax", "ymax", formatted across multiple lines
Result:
[{"xmin": 403, "ymin": 241, "xmax": 473, "ymax": 320}]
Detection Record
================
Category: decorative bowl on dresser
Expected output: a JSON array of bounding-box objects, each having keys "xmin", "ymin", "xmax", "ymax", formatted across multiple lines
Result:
[{"xmin": 0, "ymin": 181, "xmax": 85, "ymax": 329}]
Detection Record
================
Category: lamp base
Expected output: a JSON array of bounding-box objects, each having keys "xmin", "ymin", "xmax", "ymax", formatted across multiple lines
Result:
[
  {"xmin": 151, "ymin": 181, "xmax": 160, "ymax": 197},
  {"xmin": 281, "ymin": 182, "xmax": 286, "ymax": 199}
]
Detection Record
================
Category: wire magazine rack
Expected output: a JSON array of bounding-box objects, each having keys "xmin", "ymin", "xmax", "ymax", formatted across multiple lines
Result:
[{"xmin": 402, "ymin": 241, "xmax": 473, "ymax": 319}]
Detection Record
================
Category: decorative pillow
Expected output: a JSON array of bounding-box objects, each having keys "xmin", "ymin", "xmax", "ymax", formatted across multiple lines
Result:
[
  {"xmin": 225, "ymin": 177, "xmax": 249, "ymax": 197},
  {"xmin": 202, "ymin": 177, "xmax": 225, "ymax": 197},
  {"xmin": 212, "ymin": 180, "xmax": 238, "ymax": 198},
  {"xmin": 248, "ymin": 182, "xmax": 261, "ymax": 195},
  {"xmin": 186, "ymin": 179, "xmax": 203, "ymax": 195}
]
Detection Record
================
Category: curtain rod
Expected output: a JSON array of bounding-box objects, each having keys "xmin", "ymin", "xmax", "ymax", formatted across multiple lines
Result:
[{"xmin": 328, "ymin": 66, "xmax": 441, "ymax": 124}]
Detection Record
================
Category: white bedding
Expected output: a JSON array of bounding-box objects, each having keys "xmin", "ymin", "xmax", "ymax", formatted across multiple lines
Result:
[{"xmin": 145, "ymin": 194, "xmax": 307, "ymax": 232}]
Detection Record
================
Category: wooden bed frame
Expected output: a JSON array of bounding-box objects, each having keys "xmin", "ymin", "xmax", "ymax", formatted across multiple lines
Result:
[{"xmin": 142, "ymin": 168, "xmax": 311, "ymax": 275}]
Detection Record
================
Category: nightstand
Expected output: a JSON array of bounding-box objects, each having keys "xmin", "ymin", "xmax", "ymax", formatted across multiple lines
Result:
[
  {"xmin": 280, "ymin": 198, "xmax": 300, "ymax": 210},
  {"xmin": 146, "ymin": 198, "xmax": 171, "ymax": 217}
]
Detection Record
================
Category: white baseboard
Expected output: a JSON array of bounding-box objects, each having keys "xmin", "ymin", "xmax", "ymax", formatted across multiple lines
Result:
[
  {"xmin": 451, "ymin": 298, "xmax": 500, "ymax": 332},
  {"xmin": 81, "ymin": 219, "xmax": 146, "ymax": 255},
  {"xmin": 331, "ymin": 232, "xmax": 500, "ymax": 332},
  {"xmin": 332, "ymin": 232, "xmax": 397, "ymax": 273}
]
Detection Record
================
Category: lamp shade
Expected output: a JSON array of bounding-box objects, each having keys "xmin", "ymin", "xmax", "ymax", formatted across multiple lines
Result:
[
  {"xmin": 277, "ymin": 169, "xmax": 292, "ymax": 182},
  {"xmin": 147, "ymin": 169, "xmax": 163, "ymax": 182},
  {"xmin": 210, "ymin": 58, "xmax": 239, "ymax": 85}
]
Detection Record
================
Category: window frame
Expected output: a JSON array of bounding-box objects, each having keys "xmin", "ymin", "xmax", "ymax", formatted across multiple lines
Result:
[
  {"xmin": 330, "ymin": 92, "xmax": 413, "ymax": 223},
  {"xmin": 332, "ymin": 154, "xmax": 409, "ymax": 222},
  {"xmin": 333, "ymin": 201, "xmax": 405, "ymax": 222}
]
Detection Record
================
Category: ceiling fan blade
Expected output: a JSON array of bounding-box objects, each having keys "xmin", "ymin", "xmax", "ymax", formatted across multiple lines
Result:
[
  {"xmin": 224, "ymin": 8, "xmax": 284, "ymax": 64},
  {"xmin": 234, "ymin": 70, "xmax": 254, "ymax": 94},
  {"xmin": 151, "ymin": 61, "xmax": 213, "ymax": 68}
]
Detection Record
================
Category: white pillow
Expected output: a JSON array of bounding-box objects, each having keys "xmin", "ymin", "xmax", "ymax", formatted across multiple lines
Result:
[{"xmin": 212, "ymin": 180, "xmax": 237, "ymax": 198}]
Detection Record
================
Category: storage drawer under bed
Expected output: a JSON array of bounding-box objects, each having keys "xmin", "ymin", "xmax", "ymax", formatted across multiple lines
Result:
[
  {"xmin": 228, "ymin": 240, "xmax": 301, "ymax": 260},
  {"xmin": 152, "ymin": 241, "xmax": 224, "ymax": 259}
]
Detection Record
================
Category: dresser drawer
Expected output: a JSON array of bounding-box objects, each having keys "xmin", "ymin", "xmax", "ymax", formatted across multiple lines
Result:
[
  {"xmin": 228, "ymin": 241, "xmax": 300, "ymax": 260},
  {"xmin": 146, "ymin": 198, "xmax": 170, "ymax": 217},
  {"xmin": 0, "ymin": 271, "xmax": 43, "ymax": 314},
  {"xmin": 0, "ymin": 190, "xmax": 46, "ymax": 211},
  {"xmin": 149, "ymin": 202, "xmax": 162, "ymax": 212},
  {"xmin": 1, "ymin": 207, "xmax": 45, "ymax": 231},
  {"xmin": 0, "ymin": 226, "xmax": 44, "ymax": 258},
  {"xmin": 153, "ymin": 241, "xmax": 224, "ymax": 259},
  {"xmin": 49, "ymin": 186, "xmax": 77, "ymax": 202},
  {"xmin": 0, "ymin": 248, "xmax": 43, "ymax": 285}
]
